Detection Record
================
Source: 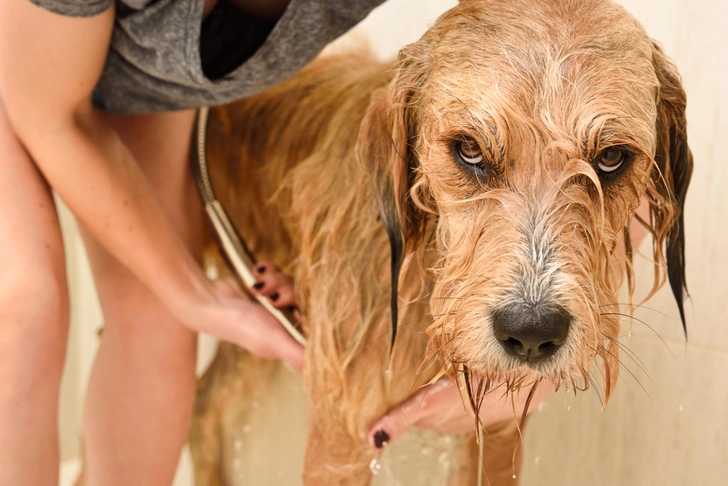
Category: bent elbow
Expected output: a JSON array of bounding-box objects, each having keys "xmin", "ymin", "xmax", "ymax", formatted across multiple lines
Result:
[{"xmin": 0, "ymin": 86, "xmax": 88, "ymax": 149}]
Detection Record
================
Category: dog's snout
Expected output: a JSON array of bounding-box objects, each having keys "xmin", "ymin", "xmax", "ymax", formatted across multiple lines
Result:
[{"xmin": 492, "ymin": 305, "xmax": 570, "ymax": 362}]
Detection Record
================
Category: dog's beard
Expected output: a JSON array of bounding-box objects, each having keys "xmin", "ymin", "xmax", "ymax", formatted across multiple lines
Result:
[{"xmin": 423, "ymin": 175, "xmax": 630, "ymax": 402}]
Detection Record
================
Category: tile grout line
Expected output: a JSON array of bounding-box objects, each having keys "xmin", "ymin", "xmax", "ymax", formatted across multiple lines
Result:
[{"xmin": 624, "ymin": 332, "xmax": 728, "ymax": 356}]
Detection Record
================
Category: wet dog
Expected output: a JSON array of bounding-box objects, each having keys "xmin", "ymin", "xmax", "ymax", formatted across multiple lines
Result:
[{"xmin": 191, "ymin": 1, "xmax": 692, "ymax": 483}]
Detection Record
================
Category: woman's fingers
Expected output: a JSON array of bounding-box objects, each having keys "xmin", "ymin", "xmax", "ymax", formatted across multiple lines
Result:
[
  {"xmin": 267, "ymin": 286, "xmax": 297, "ymax": 308},
  {"xmin": 251, "ymin": 261, "xmax": 297, "ymax": 308},
  {"xmin": 211, "ymin": 262, "xmax": 305, "ymax": 368},
  {"xmin": 367, "ymin": 378, "xmax": 471, "ymax": 448},
  {"xmin": 368, "ymin": 378, "xmax": 554, "ymax": 449}
]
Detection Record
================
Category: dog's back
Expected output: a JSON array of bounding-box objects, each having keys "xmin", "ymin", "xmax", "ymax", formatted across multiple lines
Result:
[{"xmin": 205, "ymin": 51, "xmax": 394, "ymax": 265}]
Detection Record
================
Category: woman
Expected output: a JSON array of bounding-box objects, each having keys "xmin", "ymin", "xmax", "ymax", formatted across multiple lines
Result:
[{"xmin": 0, "ymin": 1, "xmax": 551, "ymax": 484}]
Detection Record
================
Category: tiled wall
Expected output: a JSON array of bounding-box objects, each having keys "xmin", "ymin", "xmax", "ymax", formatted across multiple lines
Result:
[{"xmin": 58, "ymin": 0, "xmax": 727, "ymax": 484}]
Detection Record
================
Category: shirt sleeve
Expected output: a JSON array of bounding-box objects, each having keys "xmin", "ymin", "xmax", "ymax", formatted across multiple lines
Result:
[{"xmin": 28, "ymin": 0, "xmax": 114, "ymax": 18}]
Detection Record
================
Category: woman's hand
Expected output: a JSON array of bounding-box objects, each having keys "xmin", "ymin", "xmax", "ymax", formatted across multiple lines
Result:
[
  {"xmin": 203, "ymin": 276, "xmax": 305, "ymax": 370},
  {"xmin": 181, "ymin": 261, "xmax": 305, "ymax": 370},
  {"xmin": 367, "ymin": 377, "xmax": 554, "ymax": 448}
]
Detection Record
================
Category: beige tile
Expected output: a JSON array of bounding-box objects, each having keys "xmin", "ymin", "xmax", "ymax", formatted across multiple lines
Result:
[
  {"xmin": 626, "ymin": 252, "xmax": 688, "ymax": 345},
  {"xmin": 57, "ymin": 201, "xmax": 82, "ymax": 462},
  {"xmin": 627, "ymin": 227, "xmax": 728, "ymax": 353},
  {"xmin": 617, "ymin": 0, "xmax": 728, "ymax": 352},
  {"xmin": 520, "ymin": 378, "xmax": 625, "ymax": 486},
  {"xmin": 619, "ymin": 338, "xmax": 728, "ymax": 486},
  {"xmin": 522, "ymin": 336, "xmax": 728, "ymax": 486}
]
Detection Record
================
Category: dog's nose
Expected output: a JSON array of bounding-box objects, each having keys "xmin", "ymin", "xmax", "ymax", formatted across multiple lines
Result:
[{"xmin": 492, "ymin": 305, "xmax": 570, "ymax": 362}]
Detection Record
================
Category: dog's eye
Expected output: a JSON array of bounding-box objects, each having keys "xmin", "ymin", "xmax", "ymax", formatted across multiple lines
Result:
[
  {"xmin": 456, "ymin": 140, "xmax": 484, "ymax": 165},
  {"xmin": 597, "ymin": 148, "xmax": 625, "ymax": 173}
]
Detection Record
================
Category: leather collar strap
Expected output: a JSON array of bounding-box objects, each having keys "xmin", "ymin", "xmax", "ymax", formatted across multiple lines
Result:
[{"xmin": 191, "ymin": 106, "xmax": 306, "ymax": 346}]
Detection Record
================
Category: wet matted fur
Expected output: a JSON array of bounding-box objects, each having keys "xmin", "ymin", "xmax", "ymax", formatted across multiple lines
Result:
[{"xmin": 190, "ymin": 0, "xmax": 692, "ymax": 484}]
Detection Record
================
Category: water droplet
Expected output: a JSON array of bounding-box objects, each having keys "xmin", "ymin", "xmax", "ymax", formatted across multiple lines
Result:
[
  {"xmin": 384, "ymin": 369, "xmax": 391, "ymax": 376},
  {"xmin": 535, "ymin": 456, "xmax": 541, "ymax": 465},
  {"xmin": 567, "ymin": 406, "xmax": 571, "ymax": 411},
  {"xmin": 438, "ymin": 451, "xmax": 449, "ymax": 467},
  {"xmin": 538, "ymin": 402, "xmax": 548, "ymax": 412},
  {"xmin": 678, "ymin": 404, "xmax": 684, "ymax": 412},
  {"xmin": 369, "ymin": 458, "xmax": 381, "ymax": 475},
  {"xmin": 512, "ymin": 474, "xmax": 517, "ymax": 479},
  {"xmin": 242, "ymin": 425, "xmax": 252, "ymax": 433},
  {"xmin": 627, "ymin": 331, "xmax": 633, "ymax": 337},
  {"xmin": 234, "ymin": 439, "xmax": 242, "ymax": 451}
]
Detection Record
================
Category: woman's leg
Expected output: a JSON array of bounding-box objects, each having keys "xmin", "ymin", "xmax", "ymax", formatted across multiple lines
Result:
[
  {"xmin": 0, "ymin": 99, "xmax": 69, "ymax": 485},
  {"xmin": 81, "ymin": 109, "xmax": 205, "ymax": 485}
]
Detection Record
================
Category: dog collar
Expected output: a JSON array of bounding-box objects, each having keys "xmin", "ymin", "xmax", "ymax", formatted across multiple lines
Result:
[{"xmin": 191, "ymin": 106, "xmax": 307, "ymax": 346}]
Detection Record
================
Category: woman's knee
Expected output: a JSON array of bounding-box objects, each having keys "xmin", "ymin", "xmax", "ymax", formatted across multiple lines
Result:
[{"xmin": 0, "ymin": 260, "xmax": 69, "ymax": 357}]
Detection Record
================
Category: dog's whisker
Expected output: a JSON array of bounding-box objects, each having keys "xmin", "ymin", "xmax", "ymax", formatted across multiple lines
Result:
[
  {"xmin": 598, "ymin": 331, "xmax": 651, "ymax": 376},
  {"xmin": 585, "ymin": 368, "xmax": 605, "ymax": 408},
  {"xmin": 600, "ymin": 312, "xmax": 678, "ymax": 362},
  {"xmin": 586, "ymin": 342, "xmax": 655, "ymax": 407},
  {"xmin": 600, "ymin": 302, "xmax": 672, "ymax": 316},
  {"xmin": 600, "ymin": 302, "xmax": 680, "ymax": 331}
]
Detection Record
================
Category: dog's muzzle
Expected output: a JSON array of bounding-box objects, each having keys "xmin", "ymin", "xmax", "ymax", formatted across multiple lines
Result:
[{"xmin": 492, "ymin": 304, "xmax": 571, "ymax": 362}]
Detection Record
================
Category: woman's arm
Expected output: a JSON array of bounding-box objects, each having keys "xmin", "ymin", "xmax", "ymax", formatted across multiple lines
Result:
[{"xmin": 0, "ymin": 0, "xmax": 303, "ymax": 367}]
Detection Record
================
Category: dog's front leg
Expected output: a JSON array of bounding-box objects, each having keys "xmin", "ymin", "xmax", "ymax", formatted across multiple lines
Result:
[
  {"xmin": 300, "ymin": 340, "xmax": 390, "ymax": 485},
  {"xmin": 299, "ymin": 313, "xmax": 397, "ymax": 485},
  {"xmin": 447, "ymin": 419, "xmax": 525, "ymax": 486}
]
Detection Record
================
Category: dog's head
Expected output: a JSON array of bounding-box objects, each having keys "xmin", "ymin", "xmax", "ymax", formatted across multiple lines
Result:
[{"xmin": 359, "ymin": 0, "xmax": 692, "ymax": 400}]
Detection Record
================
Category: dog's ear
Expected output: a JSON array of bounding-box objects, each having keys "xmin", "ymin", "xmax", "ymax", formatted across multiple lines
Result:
[
  {"xmin": 357, "ymin": 63, "xmax": 427, "ymax": 349},
  {"xmin": 647, "ymin": 41, "xmax": 694, "ymax": 335}
]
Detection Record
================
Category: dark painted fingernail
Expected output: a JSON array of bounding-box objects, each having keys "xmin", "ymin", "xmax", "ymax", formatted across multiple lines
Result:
[
  {"xmin": 373, "ymin": 429, "xmax": 389, "ymax": 449},
  {"xmin": 270, "ymin": 292, "xmax": 279, "ymax": 302},
  {"xmin": 252, "ymin": 281, "xmax": 264, "ymax": 290},
  {"xmin": 256, "ymin": 265, "xmax": 266, "ymax": 273}
]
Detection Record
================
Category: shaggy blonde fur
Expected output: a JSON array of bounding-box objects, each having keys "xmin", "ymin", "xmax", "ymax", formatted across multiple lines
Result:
[{"xmin": 190, "ymin": 0, "xmax": 692, "ymax": 484}]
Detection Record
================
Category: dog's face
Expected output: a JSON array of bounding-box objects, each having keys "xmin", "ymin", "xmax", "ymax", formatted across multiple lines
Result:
[{"xmin": 360, "ymin": 0, "xmax": 692, "ymax": 400}]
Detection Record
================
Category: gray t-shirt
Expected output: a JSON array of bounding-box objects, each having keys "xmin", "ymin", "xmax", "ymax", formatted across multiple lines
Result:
[{"xmin": 29, "ymin": 0, "xmax": 386, "ymax": 113}]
